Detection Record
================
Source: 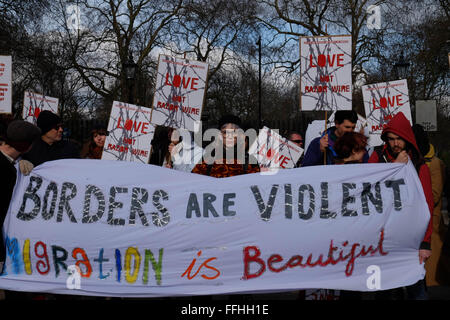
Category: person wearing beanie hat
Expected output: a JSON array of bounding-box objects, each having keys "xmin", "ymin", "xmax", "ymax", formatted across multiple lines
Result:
[
  {"xmin": 37, "ymin": 110, "xmax": 63, "ymax": 136},
  {"xmin": 1, "ymin": 120, "xmax": 41, "ymax": 267},
  {"xmin": 218, "ymin": 113, "xmax": 241, "ymax": 129},
  {"xmin": 22, "ymin": 111, "xmax": 80, "ymax": 166}
]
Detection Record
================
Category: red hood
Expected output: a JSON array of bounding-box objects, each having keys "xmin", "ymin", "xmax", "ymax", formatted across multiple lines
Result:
[{"xmin": 381, "ymin": 112, "xmax": 419, "ymax": 153}]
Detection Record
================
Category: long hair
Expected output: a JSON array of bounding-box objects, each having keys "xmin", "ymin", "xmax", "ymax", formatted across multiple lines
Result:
[
  {"xmin": 82, "ymin": 127, "xmax": 107, "ymax": 159},
  {"xmin": 334, "ymin": 132, "xmax": 367, "ymax": 161}
]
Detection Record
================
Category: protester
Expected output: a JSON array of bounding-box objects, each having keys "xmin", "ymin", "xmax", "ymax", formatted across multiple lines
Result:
[
  {"xmin": 287, "ymin": 131, "xmax": 304, "ymax": 167},
  {"xmin": 441, "ymin": 166, "xmax": 450, "ymax": 281},
  {"xmin": 192, "ymin": 114, "xmax": 259, "ymax": 177},
  {"xmin": 412, "ymin": 124, "xmax": 448, "ymax": 287},
  {"xmin": 163, "ymin": 128, "xmax": 180, "ymax": 169},
  {"xmin": 301, "ymin": 131, "xmax": 368, "ymax": 301},
  {"xmin": 149, "ymin": 126, "xmax": 171, "ymax": 166},
  {"xmin": 81, "ymin": 125, "xmax": 107, "ymax": 159},
  {"xmin": 334, "ymin": 131, "xmax": 368, "ymax": 164},
  {"xmin": 368, "ymin": 112, "xmax": 433, "ymax": 300},
  {"xmin": 22, "ymin": 110, "xmax": 80, "ymax": 166},
  {"xmin": 163, "ymin": 128, "xmax": 203, "ymax": 173},
  {"xmin": 0, "ymin": 120, "xmax": 41, "ymax": 266},
  {"xmin": 302, "ymin": 110, "xmax": 364, "ymax": 166}
]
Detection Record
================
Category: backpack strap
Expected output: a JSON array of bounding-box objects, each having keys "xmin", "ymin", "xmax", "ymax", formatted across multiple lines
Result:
[{"xmin": 374, "ymin": 146, "xmax": 386, "ymax": 163}]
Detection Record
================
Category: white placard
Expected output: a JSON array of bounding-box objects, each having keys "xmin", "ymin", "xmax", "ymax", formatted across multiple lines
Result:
[
  {"xmin": 0, "ymin": 56, "xmax": 12, "ymax": 114},
  {"xmin": 248, "ymin": 126, "xmax": 304, "ymax": 169},
  {"xmin": 362, "ymin": 79, "xmax": 412, "ymax": 143},
  {"xmin": 151, "ymin": 55, "xmax": 209, "ymax": 131},
  {"xmin": 101, "ymin": 101, "xmax": 155, "ymax": 164},
  {"xmin": 415, "ymin": 100, "xmax": 437, "ymax": 132},
  {"xmin": 22, "ymin": 91, "xmax": 59, "ymax": 124},
  {"xmin": 300, "ymin": 35, "xmax": 352, "ymax": 111}
]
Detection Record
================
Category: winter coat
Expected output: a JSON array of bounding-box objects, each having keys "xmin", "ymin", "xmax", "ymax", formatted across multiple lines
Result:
[
  {"xmin": 424, "ymin": 144, "xmax": 447, "ymax": 286},
  {"xmin": 368, "ymin": 112, "xmax": 434, "ymax": 250},
  {"xmin": 192, "ymin": 146, "xmax": 260, "ymax": 178},
  {"xmin": 302, "ymin": 126, "xmax": 368, "ymax": 166},
  {"xmin": 0, "ymin": 152, "xmax": 17, "ymax": 262},
  {"xmin": 22, "ymin": 138, "xmax": 80, "ymax": 167},
  {"xmin": 302, "ymin": 127, "xmax": 338, "ymax": 166}
]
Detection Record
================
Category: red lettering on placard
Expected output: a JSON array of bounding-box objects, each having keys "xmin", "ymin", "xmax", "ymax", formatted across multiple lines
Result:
[
  {"xmin": 320, "ymin": 75, "xmax": 334, "ymax": 82},
  {"xmin": 165, "ymin": 73, "xmax": 199, "ymax": 90},
  {"xmin": 116, "ymin": 117, "xmax": 150, "ymax": 134},
  {"xmin": 309, "ymin": 54, "xmax": 345, "ymax": 68},
  {"xmin": 305, "ymin": 86, "xmax": 328, "ymax": 93},
  {"xmin": 373, "ymin": 95, "xmax": 404, "ymax": 110},
  {"xmin": 28, "ymin": 107, "xmax": 41, "ymax": 117}
]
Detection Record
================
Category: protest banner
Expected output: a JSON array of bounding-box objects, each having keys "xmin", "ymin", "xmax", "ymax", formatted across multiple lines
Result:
[
  {"xmin": 151, "ymin": 55, "xmax": 209, "ymax": 132},
  {"xmin": 101, "ymin": 101, "xmax": 155, "ymax": 164},
  {"xmin": 0, "ymin": 55, "xmax": 12, "ymax": 114},
  {"xmin": 362, "ymin": 79, "xmax": 412, "ymax": 145},
  {"xmin": 299, "ymin": 35, "xmax": 352, "ymax": 111},
  {"xmin": 415, "ymin": 100, "xmax": 437, "ymax": 132},
  {"xmin": 0, "ymin": 159, "xmax": 429, "ymax": 297},
  {"xmin": 248, "ymin": 126, "xmax": 303, "ymax": 169},
  {"xmin": 22, "ymin": 91, "xmax": 59, "ymax": 124}
]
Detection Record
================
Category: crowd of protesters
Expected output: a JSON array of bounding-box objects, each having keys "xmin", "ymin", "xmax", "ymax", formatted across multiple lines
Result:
[{"xmin": 0, "ymin": 109, "xmax": 450, "ymax": 300}]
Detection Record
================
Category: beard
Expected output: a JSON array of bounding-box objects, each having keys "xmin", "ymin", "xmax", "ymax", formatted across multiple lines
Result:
[{"xmin": 388, "ymin": 145, "xmax": 404, "ymax": 159}]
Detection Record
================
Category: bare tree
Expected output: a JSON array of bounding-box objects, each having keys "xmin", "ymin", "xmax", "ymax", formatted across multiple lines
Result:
[{"xmin": 48, "ymin": 0, "xmax": 183, "ymax": 108}]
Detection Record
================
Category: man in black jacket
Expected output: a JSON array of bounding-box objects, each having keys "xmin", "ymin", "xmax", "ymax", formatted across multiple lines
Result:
[
  {"xmin": 0, "ymin": 120, "xmax": 41, "ymax": 265},
  {"xmin": 22, "ymin": 110, "xmax": 80, "ymax": 166}
]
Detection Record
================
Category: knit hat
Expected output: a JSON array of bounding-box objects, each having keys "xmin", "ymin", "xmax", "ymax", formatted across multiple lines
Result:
[
  {"xmin": 37, "ymin": 110, "xmax": 62, "ymax": 135},
  {"xmin": 218, "ymin": 114, "xmax": 241, "ymax": 129},
  {"xmin": 6, "ymin": 120, "xmax": 41, "ymax": 153}
]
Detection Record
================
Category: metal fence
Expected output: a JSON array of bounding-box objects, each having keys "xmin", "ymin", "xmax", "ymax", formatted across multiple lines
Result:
[
  {"xmin": 64, "ymin": 112, "xmax": 321, "ymax": 147},
  {"xmin": 65, "ymin": 119, "xmax": 108, "ymax": 145}
]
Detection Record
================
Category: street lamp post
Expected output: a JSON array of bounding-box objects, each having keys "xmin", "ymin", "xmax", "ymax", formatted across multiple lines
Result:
[
  {"xmin": 256, "ymin": 36, "xmax": 262, "ymax": 129},
  {"xmin": 393, "ymin": 52, "xmax": 410, "ymax": 80},
  {"xmin": 123, "ymin": 52, "xmax": 138, "ymax": 104}
]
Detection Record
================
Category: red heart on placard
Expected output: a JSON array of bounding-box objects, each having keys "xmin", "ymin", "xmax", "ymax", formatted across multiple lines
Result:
[{"xmin": 124, "ymin": 119, "xmax": 133, "ymax": 131}]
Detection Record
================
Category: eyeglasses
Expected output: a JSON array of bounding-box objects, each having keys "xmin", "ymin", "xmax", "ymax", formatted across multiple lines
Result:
[
  {"xmin": 291, "ymin": 140, "xmax": 303, "ymax": 144},
  {"xmin": 221, "ymin": 129, "xmax": 237, "ymax": 137},
  {"xmin": 52, "ymin": 124, "xmax": 63, "ymax": 130}
]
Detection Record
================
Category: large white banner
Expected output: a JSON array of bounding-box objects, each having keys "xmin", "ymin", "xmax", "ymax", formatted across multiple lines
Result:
[
  {"xmin": 362, "ymin": 80, "xmax": 412, "ymax": 146},
  {"xmin": 151, "ymin": 55, "xmax": 209, "ymax": 131},
  {"xmin": 22, "ymin": 91, "xmax": 59, "ymax": 124},
  {"xmin": 0, "ymin": 56, "xmax": 12, "ymax": 114},
  {"xmin": 0, "ymin": 160, "xmax": 428, "ymax": 297},
  {"xmin": 300, "ymin": 35, "xmax": 352, "ymax": 111},
  {"xmin": 102, "ymin": 101, "xmax": 155, "ymax": 164}
]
